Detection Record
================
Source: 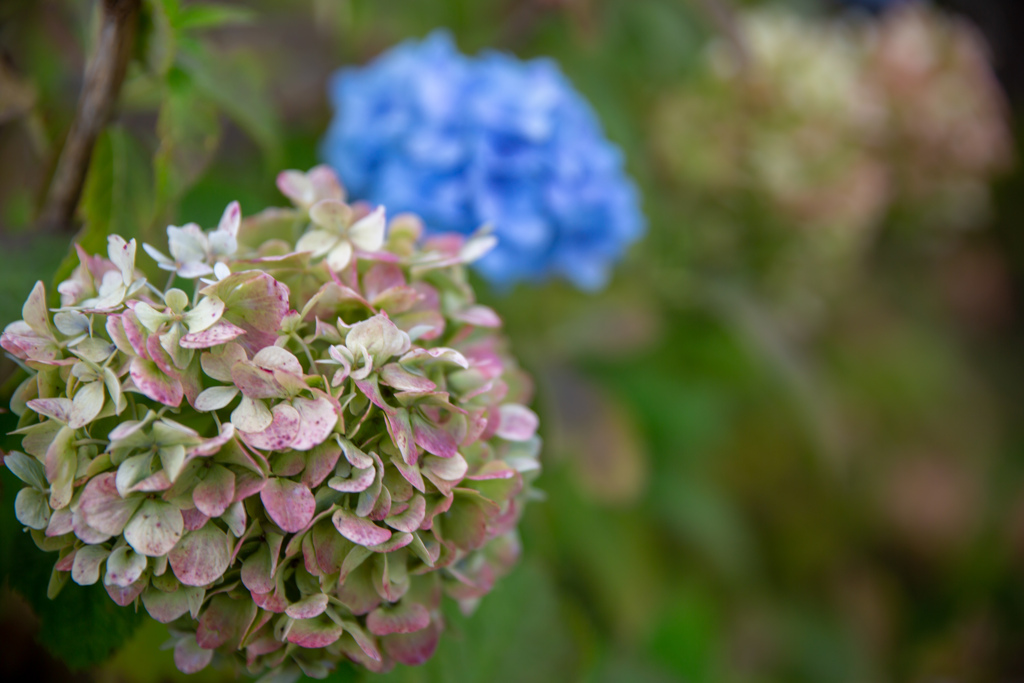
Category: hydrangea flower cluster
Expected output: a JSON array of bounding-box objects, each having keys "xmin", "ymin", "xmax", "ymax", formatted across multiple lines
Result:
[
  {"xmin": 652, "ymin": 4, "xmax": 1011, "ymax": 317},
  {"xmin": 323, "ymin": 31, "xmax": 644, "ymax": 291},
  {"xmin": 2, "ymin": 166, "xmax": 541, "ymax": 681}
]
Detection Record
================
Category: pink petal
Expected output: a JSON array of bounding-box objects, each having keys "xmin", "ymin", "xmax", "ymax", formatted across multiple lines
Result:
[
  {"xmin": 78, "ymin": 472, "xmax": 142, "ymax": 536},
  {"xmin": 106, "ymin": 578, "xmax": 147, "ymax": 607},
  {"xmin": 26, "ymin": 397, "xmax": 72, "ymax": 423},
  {"xmin": 412, "ymin": 413, "xmax": 458, "ymax": 458},
  {"xmin": 242, "ymin": 402, "xmax": 300, "ymax": 451},
  {"xmin": 290, "ymin": 396, "xmax": 338, "ymax": 451},
  {"xmin": 252, "ymin": 346, "xmax": 303, "ymax": 374},
  {"xmin": 120, "ymin": 311, "xmax": 149, "ymax": 356},
  {"xmin": 383, "ymin": 620, "xmax": 440, "ymax": 665},
  {"xmin": 380, "ymin": 364, "xmax": 436, "ymax": 393},
  {"xmin": 389, "ymin": 456, "xmax": 426, "ymax": 493},
  {"xmin": 241, "ymin": 544, "xmax": 275, "ymax": 594},
  {"xmin": 328, "ymin": 465, "xmax": 376, "ymax": 493},
  {"xmin": 260, "ymin": 478, "xmax": 315, "ymax": 533},
  {"xmin": 495, "ymin": 403, "xmax": 539, "ymax": 441},
  {"xmin": 130, "ymin": 357, "xmax": 183, "ymax": 407},
  {"xmin": 169, "ymin": 524, "xmax": 232, "ymax": 586},
  {"xmin": 302, "ymin": 441, "xmax": 342, "ymax": 488},
  {"xmin": 233, "ymin": 470, "xmax": 268, "ymax": 502},
  {"xmin": 187, "ymin": 423, "xmax": 237, "ymax": 457},
  {"xmin": 367, "ymin": 602, "xmax": 430, "ymax": 636},
  {"xmin": 181, "ymin": 507, "xmax": 209, "ymax": 531},
  {"xmin": 332, "ymin": 509, "xmax": 391, "ymax": 547},
  {"xmin": 455, "ymin": 304, "xmax": 502, "ymax": 328},
  {"xmin": 362, "ymin": 263, "xmax": 406, "ymax": 300},
  {"xmin": 285, "ymin": 593, "xmax": 329, "ymax": 619},
  {"xmin": 202, "ymin": 271, "xmax": 290, "ymax": 353},
  {"xmin": 287, "ymin": 617, "xmax": 343, "ymax": 648},
  {"xmin": 193, "ymin": 464, "xmax": 236, "ymax": 518},
  {"xmin": 46, "ymin": 508, "xmax": 74, "ymax": 537},
  {"xmin": 218, "ymin": 200, "xmax": 241, "ymax": 237},
  {"xmin": 231, "ymin": 361, "xmax": 286, "ymax": 399},
  {"xmin": 142, "ymin": 587, "xmax": 192, "ymax": 623},
  {"xmin": 174, "ymin": 636, "xmax": 213, "ymax": 674},
  {"xmin": 196, "ymin": 594, "xmax": 257, "ymax": 650},
  {"xmin": 180, "ymin": 321, "xmax": 246, "ymax": 349},
  {"xmin": 385, "ymin": 494, "xmax": 426, "ymax": 533},
  {"xmin": 384, "ymin": 409, "xmax": 415, "ymax": 465}
]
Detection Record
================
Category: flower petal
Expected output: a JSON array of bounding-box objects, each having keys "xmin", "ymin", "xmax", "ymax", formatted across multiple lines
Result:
[
  {"xmin": 182, "ymin": 296, "xmax": 225, "ymax": 334},
  {"xmin": 348, "ymin": 206, "xmax": 386, "ymax": 252},
  {"xmin": 104, "ymin": 546, "xmax": 147, "ymax": 587},
  {"xmin": 169, "ymin": 524, "xmax": 232, "ymax": 586},
  {"xmin": 124, "ymin": 499, "xmax": 184, "ymax": 557},
  {"xmin": 174, "ymin": 636, "xmax": 213, "ymax": 674},
  {"xmin": 79, "ymin": 472, "xmax": 143, "ymax": 536},
  {"xmin": 195, "ymin": 385, "xmax": 239, "ymax": 412},
  {"xmin": 242, "ymin": 402, "xmax": 300, "ymax": 451},
  {"xmin": 231, "ymin": 395, "xmax": 273, "ymax": 433},
  {"xmin": 130, "ymin": 357, "xmax": 184, "ymax": 407},
  {"xmin": 309, "ymin": 198, "xmax": 352, "ymax": 232},
  {"xmin": 71, "ymin": 545, "xmax": 110, "ymax": 586},
  {"xmin": 495, "ymin": 403, "xmax": 539, "ymax": 441},
  {"xmin": 367, "ymin": 601, "xmax": 430, "ymax": 636},
  {"xmin": 326, "ymin": 240, "xmax": 354, "ymax": 272},
  {"xmin": 193, "ymin": 464, "xmax": 236, "ymax": 518},
  {"xmin": 180, "ymin": 321, "xmax": 246, "ymax": 349},
  {"xmin": 332, "ymin": 509, "xmax": 392, "ymax": 547},
  {"xmin": 290, "ymin": 396, "xmax": 338, "ymax": 451},
  {"xmin": 260, "ymin": 477, "xmax": 315, "ymax": 533},
  {"xmin": 296, "ymin": 229, "xmax": 339, "ymax": 258}
]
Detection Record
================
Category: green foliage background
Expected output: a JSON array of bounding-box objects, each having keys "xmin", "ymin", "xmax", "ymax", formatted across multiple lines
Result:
[{"xmin": 1, "ymin": 1, "xmax": 1024, "ymax": 682}]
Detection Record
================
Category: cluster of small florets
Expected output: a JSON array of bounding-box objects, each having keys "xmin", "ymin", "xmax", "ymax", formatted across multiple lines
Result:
[
  {"xmin": 2, "ymin": 166, "xmax": 541, "ymax": 680},
  {"xmin": 652, "ymin": 2, "xmax": 1011, "ymax": 315},
  {"xmin": 324, "ymin": 30, "xmax": 645, "ymax": 291}
]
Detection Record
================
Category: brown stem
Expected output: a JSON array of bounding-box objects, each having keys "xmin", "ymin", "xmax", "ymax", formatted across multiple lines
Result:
[{"xmin": 38, "ymin": 0, "xmax": 140, "ymax": 233}]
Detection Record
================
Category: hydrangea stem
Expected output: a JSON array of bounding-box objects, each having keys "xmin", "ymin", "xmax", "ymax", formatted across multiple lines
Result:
[{"xmin": 38, "ymin": 0, "xmax": 141, "ymax": 232}]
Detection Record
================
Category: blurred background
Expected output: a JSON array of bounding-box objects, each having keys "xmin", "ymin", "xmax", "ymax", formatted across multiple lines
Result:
[{"xmin": 2, "ymin": 0, "xmax": 1024, "ymax": 681}]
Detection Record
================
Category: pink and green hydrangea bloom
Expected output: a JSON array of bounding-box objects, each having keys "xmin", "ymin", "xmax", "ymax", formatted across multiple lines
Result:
[{"xmin": 2, "ymin": 165, "xmax": 541, "ymax": 680}]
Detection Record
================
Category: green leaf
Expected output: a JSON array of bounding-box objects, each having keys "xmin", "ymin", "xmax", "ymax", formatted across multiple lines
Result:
[
  {"xmin": 176, "ymin": 4, "xmax": 256, "ymax": 31},
  {"xmin": 177, "ymin": 39, "xmax": 282, "ymax": 170},
  {"xmin": 153, "ymin": 66, "xmax": 222, "ymax": 221},
  {"xmin": 0, "ymin": 468, "xmax": 145, "ymax": 668},
  {"xmin": 138, "ymin": 0, "xmax": 178, "ymax": 78}
]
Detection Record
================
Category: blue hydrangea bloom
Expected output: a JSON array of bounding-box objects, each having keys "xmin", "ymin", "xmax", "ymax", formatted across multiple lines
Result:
[
  {"xmin": 835, "ymin": 0, "xmax": 906, "ymax": 12},
  {"xmin": 322, "ymin": 31, "xmax": 645, "ymax": 290}
]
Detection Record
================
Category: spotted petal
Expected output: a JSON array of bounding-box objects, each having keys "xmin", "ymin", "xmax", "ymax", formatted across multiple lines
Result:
[
  {"xmin": 124, "ymin": 499, "xmax": 184, "ymax": 557},
  {"xmin": 169, "ymin": 524, "xmax": 232, "ymax": 586},
  {"xmin": 260, "ymin": 478, "xmax": 315, "ymax": 533}
]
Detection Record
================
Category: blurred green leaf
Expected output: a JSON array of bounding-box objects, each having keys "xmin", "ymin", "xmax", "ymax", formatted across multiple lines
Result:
[
  {"xmin": 154, "ymin": 66, "xmax": 222, "ymax": 221},
  {"xmin": 176, "ymin": 3, "xmax": 256, "ymax": 31},
  {"xmin": 139, "ymin": 0, "xmax": 178, "ymax": 78},
  {"xmin": 0, "ymin": 466, "xmax": 145, "ymax": 669},
  {"xmin": 177, "ymin": 38, "xmax": 283, "ymax": 170},
  {"xmin": 0, "ymin": 233, "xmax": 70, "ymax": 326}
]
